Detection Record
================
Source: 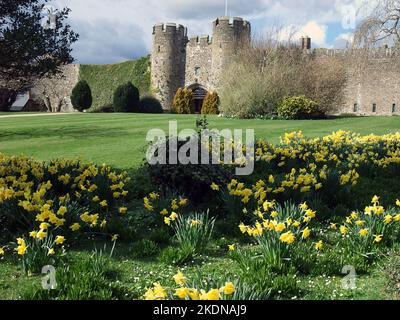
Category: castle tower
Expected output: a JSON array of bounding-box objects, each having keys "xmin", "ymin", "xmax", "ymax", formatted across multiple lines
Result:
[
  {"xmin": 211, "ymin": 17, "xmax": 251, "ymax": 89},
  {"xmin": 151, "ymin": 23, "xmax": 188, "ymax": 110}
]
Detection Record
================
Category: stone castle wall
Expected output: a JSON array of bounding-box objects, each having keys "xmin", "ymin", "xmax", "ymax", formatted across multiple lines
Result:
[
  {"xmin": 340, "ymin": 58, "xmax": 400, "ymax": 116},
  {"xmin": 31, "ymin": 64, "xmax": 80, "ymax": 112}
]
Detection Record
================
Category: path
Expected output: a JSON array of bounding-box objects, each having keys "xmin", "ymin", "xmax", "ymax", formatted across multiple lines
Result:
[{"xmin": 0, "ymin": 113, "xmax": 74, "ymax": 119}]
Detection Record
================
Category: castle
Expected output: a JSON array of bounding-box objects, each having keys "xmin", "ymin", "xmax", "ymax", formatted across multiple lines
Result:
[
  {"xmin": 3, "ymin": 16, "xmax": 399, "ymax": 116},
  {"xmin": 151, "ymin": 16, "xmax": 251, "ymax": 112},
  {"xmin": 151, "ymin": 16, "xmax": 400, "ymax": 116}
]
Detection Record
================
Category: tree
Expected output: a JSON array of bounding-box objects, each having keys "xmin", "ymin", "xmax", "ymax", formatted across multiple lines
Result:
[
  {"xmin": 113, "ymin": 82, "xmax": 140, "ymax": 113},
  {"xmin": 201, "ymin": 91, "xmax": 220, "ymax": 115},
  {"xmin": 172, "ymin": 88, "xmax": 194, "ymax": 114},
  {"xmin": 355, "ymin": 0, "xmax": 400, "ymax": 46},
  {"xmin": 0, "ymin": 0, "xmax": 78, "ymax": 92},
  {"xmin": 71, "ymin": 80, "xmax": 92, "ymax": 112}
]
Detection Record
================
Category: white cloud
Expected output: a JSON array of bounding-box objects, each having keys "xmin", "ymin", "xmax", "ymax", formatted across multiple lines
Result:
[
  {"xmin": 51, "ymin": 0, "xmax": 372, "ymax": 63},
  {"xmin": 333, "ymin": 32, "xmax": 354, "ymax": 48},
  {"xmin": 276, "ymin": 21, "xmax": 328, "ymax": 47}
]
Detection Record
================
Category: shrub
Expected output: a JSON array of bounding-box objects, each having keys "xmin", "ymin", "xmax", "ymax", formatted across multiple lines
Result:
[
  {"xmin": 158, "ymin": 245, "xmax": 195, "ymax": 266},
  {"xmin": 172, "ymin": 88, "xmax": 194, "ymax": 114},
  {"xmin": 93, "ymin": 105, "xmax": 114, "ymax": 113},
  {"xmin": 277, "ymin": 96, "xmax": 322, "ymax": 120},
  {"xmin": 173, "ymin": 211, "xmax": 215, "ymax": 254},
  {"xmin": 139, "ymin": 96, "xmax": 163, "ymax": 114},
  {"xmin": 71, "ymin": 80, "xmax": 92, "ymax": 112},
  {"xmin": 238, "ymin": 201, "xmax": 318, "ymax": 272},
  {"xmin": 131, "ymin": 240, "xmax": 159, "ymax": 258},
  {"xmin": 146, "ymin": 135, "xmax": 232, "ymax": 204},
  {"xmin": 16, "ymin": 235, "xmax": 66, "ymax": 274},
  {"xmin": 219, "ymin": 38, "xmax": 346, "ymax": 119},
  {"xmin": 113, "ymin": 82, "xmax": 140, "ymax": 113},
  {"xmin": 201, "ymin": 92, "xmax": 220, "ymax": 115},
  {"xmin": 23, "ymin": 250, "xmax": 130, "ymax": 300},
  {"xmin": 338, "ymin": 197, "xmax": 400, "ymax": 257}
]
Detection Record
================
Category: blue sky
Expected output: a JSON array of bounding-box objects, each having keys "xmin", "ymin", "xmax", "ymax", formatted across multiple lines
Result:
[{"xmin": 54, "ymin": 0, "xmax": 374, "ymax": 64}]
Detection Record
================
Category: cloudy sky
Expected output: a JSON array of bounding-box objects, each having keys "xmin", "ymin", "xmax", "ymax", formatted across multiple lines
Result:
[{"xmin": 54, "ymin": 0, "xmax": 377, "ymax": 64}]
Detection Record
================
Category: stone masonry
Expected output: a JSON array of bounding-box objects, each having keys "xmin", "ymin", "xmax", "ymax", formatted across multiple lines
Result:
[{"xmin": 151, "ymin": 16, "xmax": 251, "ymax": 111}]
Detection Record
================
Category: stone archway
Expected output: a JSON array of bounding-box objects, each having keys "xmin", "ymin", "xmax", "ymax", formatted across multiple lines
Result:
[{"xmin": 188, "ymin": 84, "xmax": 208, "ymax": 113}]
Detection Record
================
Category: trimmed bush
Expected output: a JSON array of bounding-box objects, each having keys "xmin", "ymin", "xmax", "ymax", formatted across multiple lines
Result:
[
  {"xmin": 201, "ymin": 91, "xmax": 220, "ymax": 115},
  {"xmin": 139, "ymin": 96, "xmax": 163, "ymax": 114},
  {"xmin": 172, "ymin": 88, "xmax": 194, "ymax": 114},
  {"xmin": 113, "ymin": 82, "xmax": 140, "ymax": 113},
  {"xmin": 71, "ymin": 80, "xmax": 92, "ymax": 112},
  {"xmin": 277, "ymin": 96, "xmax": 322, "ymax": 120}
]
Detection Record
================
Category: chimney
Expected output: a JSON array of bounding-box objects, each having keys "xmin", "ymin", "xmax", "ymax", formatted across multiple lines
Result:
[{"xmin": 300, "ymin": 36, "xmax": 311, "ymax": 50}]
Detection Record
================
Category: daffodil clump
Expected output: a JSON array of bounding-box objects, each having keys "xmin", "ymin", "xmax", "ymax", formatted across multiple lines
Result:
[
  {"xmin": 0, "ymin": 154, "xmax": 130, "ymax": 272},
  {"xmin": 144, "ymin": 270, "xmax": 235, "ymax": 300},
  {"xmin": 238, "ymin": 200, "xmax": 321, "ymax": 271},
  {"xmin": 143, "ymin": 192, "xmax": 189, "ymax": 226},
  {"xmin": 337, "ymin": 196, "xmax": 400, "ymax": 255}
]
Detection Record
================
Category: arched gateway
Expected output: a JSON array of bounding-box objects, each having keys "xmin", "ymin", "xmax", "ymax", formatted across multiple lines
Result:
[{"xmin": 188, "ymin": 84, "xmax": 208, "ymax": 113}]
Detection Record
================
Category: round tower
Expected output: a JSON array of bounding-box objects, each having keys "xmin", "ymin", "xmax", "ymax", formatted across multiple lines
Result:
[
  {"xmin": 211, "ymin": 17, "xmax": 251, "ymax": 89},
  {"xmin": 151, "ymin": 23, "xmax": 188, "ymax": 110}
]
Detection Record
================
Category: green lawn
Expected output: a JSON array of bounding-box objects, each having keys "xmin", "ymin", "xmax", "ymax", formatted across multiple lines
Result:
[
  {"xmin": 0, "ymin": 114, "xmax": 399, "ymax": 169},
  {"xmin": 0, "ymin": 241, "xmax": 396, "ymax": 300}
]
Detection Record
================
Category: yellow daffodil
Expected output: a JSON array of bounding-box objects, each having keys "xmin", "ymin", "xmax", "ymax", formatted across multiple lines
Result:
[
  {"xmin": 119, "ymin": 207, "xmax": 127, "ymax": 215},
  {"xmin": 48, "ymin": 248, "xmax": 55, "ymax": 256},
  {"xmin": 359, "ymin": 229, "xmax": 369, "ymax": 237},
  {"xmin": 315, "ymin": 241, "xmax": 324, "ymax": 251},
  {"xmin": 39, "ymin": 222, "xmax": 50, "ymax": 230},
  {"xmin": 0, "ymin": 247, "xmax": 5, "ymax": 256},
  {"xmin": 173, "ymin": 271, "xmax": 187, "ymax": 286},
  {"xmin": 200, "ymin": 289, "xmax": 220, "ymax": 301},
  {"xmin": 55, "ymin": 236, "xmax": 65, "ymax": 245},
  {"xmin": 280, "ymin": 231, "xmax": 295, "ymax": 244},
  {"xmin": 384, "ymin": 215, "xmax": 393, "ymax": 225},
  {"xmin": 36, "ymin": 230, "xmax": 47, "ymax": 239},
  {"xmin": 190, "ymin": 219, "xmax": 202, "ymax": 227},
  {"xmin": 175, "ymin": 288, "xmax": 190, "ymax": 299},
  {"xmin": 152, "ymin": 283, "xmax": 167, "ymax": 300},
  {"xmin": 111, "ymin": 234, "xmax": 119, "ymax": 242},
  {"xmin": 302, "ymin": 227, "xmax": 311, "ymax": 239},
  {"xmin": 29, "ymin": 231, "xmax": 37, "ymax": 238},
  {"xmin": 228, "ymin": 244, "xmax": 236, "ymax": 251},
  {"xmin": 70, "ymin": 223, "xmax": 81, "ymax": 232},
  {"xmin": 372, "ymin": 195, "xmax": 380, "ymax": 204},
  {"xmin": 211, "ymin": 183, "xmax": 220, "ymax": 191},
  {"xmin": 164, "ymin": 217, "xmax": 171, "ymax": 226},
  {"xmin": 374, "ymin": 235, "xmax": 383, "ymax": 243},
  {"xmin": 220, "ymin": 282, "xmax": 235, "ymax": 295}
]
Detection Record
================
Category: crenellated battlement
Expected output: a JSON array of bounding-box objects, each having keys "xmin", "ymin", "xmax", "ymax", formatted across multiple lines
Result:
[
  {"xmin": 152, "ymin": 23, "xmax": 187, "ymax": 37},
  {"xmin": 315, "ymin": 47, "xmax": 400, "ymax": 59},
  {"xmin": 213, "ymin": 16, "xmax": 250, "ymax": 30},
  {"xmin": 188, "ymin": 35, "xmax": 212, "ymax": 47}
]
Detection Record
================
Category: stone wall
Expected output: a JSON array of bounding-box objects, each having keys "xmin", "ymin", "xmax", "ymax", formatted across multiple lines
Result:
[
  {"xmin": 185, "ymin": 36, "xmax": 212, "ymax": 88},
  {"xmin": 31, "ymin": 64, "xmax": 80, "ymax": 112},
  {"xmin": 335, "ymin": 58, "xmax": 400, "ymax": 116}
]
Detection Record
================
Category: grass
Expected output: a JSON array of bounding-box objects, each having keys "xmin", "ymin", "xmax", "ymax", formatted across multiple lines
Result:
[
  {"xmin": 0, "ymin": 114, "xmax": 399, "ymax": 169},
  {"xmin": 79, "ymin": 56, "xmax": 151, "ymax": 110},
  {"xmin": 0, "ymin": 241, "xmax": 396, "ymax": 300}
]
